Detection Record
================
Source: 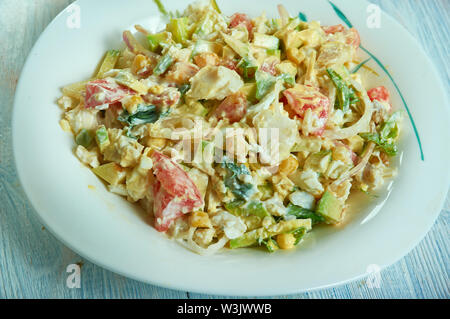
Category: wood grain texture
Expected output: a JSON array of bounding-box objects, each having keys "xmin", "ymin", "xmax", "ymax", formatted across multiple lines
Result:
[{"xmin": 0, "ymin": 0, "xmax": 448, "ymax": 299}]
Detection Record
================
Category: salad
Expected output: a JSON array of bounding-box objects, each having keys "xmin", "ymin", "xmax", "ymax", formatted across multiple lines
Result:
[{"xmin": 57, "ymin": 0, "xmax": 401, "ymax": 255}]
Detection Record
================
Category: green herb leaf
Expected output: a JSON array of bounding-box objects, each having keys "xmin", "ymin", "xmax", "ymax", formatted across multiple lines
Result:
[
  {"xmin": 327, "ymin": 68, "xmax": 358, "ymax": 112},
  {"xmin": 359, "ymin": 132, "xmax": 398, "ymax": 156},
  {"xmin": 290, "ymin": 227, "xmax": 307, "ymax": 245},
  {"xmin": 118, "ymin": 104, "xmax": 160, "ymax": 128},
  {"xmin": 222, "ymin": 158, "xmax": 254, "ymax": 200},
  {"xmin": 287, "ymin": 204, "xmax": 325, "ymax": 225},
  {"xmin": 75, "ymin": 129, "xmax": 93, "ymax": 148}
]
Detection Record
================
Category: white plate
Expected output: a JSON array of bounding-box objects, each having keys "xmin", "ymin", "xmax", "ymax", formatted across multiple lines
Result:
[{"xmin": 13, "ymin": 0, "xmax": 449, "ymax": 296}]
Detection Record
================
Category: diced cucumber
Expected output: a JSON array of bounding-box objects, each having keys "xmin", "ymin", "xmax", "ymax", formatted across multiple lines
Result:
[
  {"xmin": 253, "ymin": 33, "xmax": 279, "ymax": 50},
  {"xmin": 153, "ymin": 54, "xmax": 173, "ymax": 76},
  {"xmin": 229, "ymin": 219, "xmax": 312, "ymax": 249},
  {"xmin": 266, "ymin": 49, "xmax": 281, "ymax": 59},
  {"xmin": 257, "ymin": 183, "xmax": 274, "ymax": 201},
  {"xmin": 75, "ymin": 129, "xmax": 93, "ymax": 148},
  {"xmin": 92, "ymin": 162, "xmax": 127, "ymax": 185},
  {"xmin": 167, "ymin": 18, "xmax": 189, "ymax": 44},
  {"xmin": 95, "ymin": 125, "xmax": 110, "ymax": 152},
  {"xmin": 240, "ymin": 82, "xmax": 257, "ymax": 103},
  {"xmin": 316, "ymin": 191, "xmax": 343, "ymax": 223},
  {"xmin": 225, "ymin": 200, "xmax": 271, "ymax": 219},
  {"xmin": 147, "ymin": 33, "xmax": 169, "ymax": 52}
]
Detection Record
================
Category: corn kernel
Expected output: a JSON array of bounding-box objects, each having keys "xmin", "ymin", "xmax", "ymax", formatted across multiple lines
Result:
[
  {"xmin": 149, "ymin": 85, "xmax": 164, "ymax": 95},
  {"xmin": 59, "ymin": 119, "xmax": 71, "ymax": 132},
  {"xmin": 279, "ymin": 155, "xmax": 299, "ymax": 176},
  {"xmin": 122, "ymin": 95, "xmax": 144, "ymax": 114},
  {"xmin": 131, "ymin": 54, "xmax": 150, "ymax": 75},
  {"xmin": 189, "ymin": 211, "xmax": 212, "ymax": 228},
  {"xmin": 276, "ymin": 233, "xmax": 296, "ymax": 250},
  {"xmin": 145, "ymin": 137, "xmax": 167, "ymax": 150}
]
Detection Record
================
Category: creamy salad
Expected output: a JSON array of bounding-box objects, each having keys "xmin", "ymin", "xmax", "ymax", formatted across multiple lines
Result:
[{"xmin": 57, "ymin": 0, "xmax": 401, "ymax": 255}]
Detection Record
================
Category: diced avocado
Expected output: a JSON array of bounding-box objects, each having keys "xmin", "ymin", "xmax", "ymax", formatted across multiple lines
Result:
[
  {"xmin": 303, "ymin": 151, "xmax": 332, "ymax": 174},
  {"xmin": 179, "ymin": 101, "xmax": 208, "ymax": 116},
  {"xmin": 291, "ymin": 136, "xmax": 323, "ymax": 153},
  {"xmin": 255, "ymin": 70, "xmax": 276, "ymax": 100},
  {"xmin": 96, "ymin": 50, "xmax": 120, "ymax": 78},
  {"xmin": 266, "ymin": 49, "xmax": 281, "ymax": 59},
  {"xmin": 237, "ymin": 56, "xmax": 258, "ymax": 80},
  {"xmin": 147, "ymin": 32, "xmax": 170, "ymax": 52},
  {"xmin": 257, "ymin": 183, "xmax": 274, "ymax": 201},
  {"xmin": 75, "ymin": 129, "xmax": 93, "ymax": 148},
  {"xmin": 225, "ymin": 200, "xmax": 270, "ymax": 219},
  {"xmin": 95, "ymin": 125, "xmax": 110, "ymax": 152},
  {"xmin": 92, "ymin": 162, "xmax": 127, "ymax": 185},
  {"xmin": 114, "ymin": 70, "xmax": 148, "ymax": 94},
  {"xmin": 229, "ymin": 219, "xmax": 312, "ymax": 249},
  {"xmin": 240, "ymin": 82, "xmax": 257, "ymax": 103},
  {"xmin": 316, "ymin": 191, "xmax": 343, "ymax": 223},
  {"xmin": 253, "ymin": 33, "xmax": 280, "ymax": 50}
]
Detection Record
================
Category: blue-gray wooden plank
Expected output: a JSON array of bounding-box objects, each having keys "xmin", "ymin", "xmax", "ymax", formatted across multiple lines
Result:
[{"xmin": 0, "ymin": 0, "xmax": 448, "ymax": 299}]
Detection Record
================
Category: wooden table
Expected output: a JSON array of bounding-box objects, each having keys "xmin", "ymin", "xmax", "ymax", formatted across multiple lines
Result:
[{"xmin": 0, "ymin": 0, "xmax": 448, "ymax": 298}]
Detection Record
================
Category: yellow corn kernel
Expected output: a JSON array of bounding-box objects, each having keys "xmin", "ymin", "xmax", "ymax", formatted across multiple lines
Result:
[
  {"xmin": 131, "ymin": 54, "xmax": 150, "ymax": 75},
  {"xmin": 122, "ymin": 95, "xmax": 144, "ymax": 114},
  {"xmin": 279, "ymin": 155, "xmax": 299, "ymax": 176},
  {"xmin": 59, "ymin": 119, "xmax": 71, "ymax": 132},
  {"xmin": 145, "ymin": 137, "xmax": 167, "ymax": 150},
  {"xmin": 276, "ymin": 233, "xmax": 296, "ymax": 250},
  {"xmin": 189, "ymin": 211, "xmax": 212, "ymax": 228},
  {"xmin": 286, "ymin": 47, "xmax": 305, "ymax": 65},
  {"xmin": 149, "ymin": 85, "xmax": 164, "ymax": 95}
]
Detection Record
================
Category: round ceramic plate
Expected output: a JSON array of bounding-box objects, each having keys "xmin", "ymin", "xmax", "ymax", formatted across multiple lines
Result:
[{"xmin": 13, "ymin": 0, "xmax": 449, "ymax": 296}]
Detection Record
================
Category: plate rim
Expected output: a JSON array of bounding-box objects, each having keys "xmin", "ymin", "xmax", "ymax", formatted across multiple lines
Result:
[{"xmin": 12, "ymin": 0, "xmax": 450, "ymax": 296}]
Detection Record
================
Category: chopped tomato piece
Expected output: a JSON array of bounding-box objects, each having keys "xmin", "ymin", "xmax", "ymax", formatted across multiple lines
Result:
[
  {"xmin": 85, "ymin": 78, "xmax": 134, "ymax": 108},
  {"xmin": 143, "ymin": 88, "xmax": 181, "ymax": 108},
  {"xmin": 165, "ymin": 62, "xmax": 199, "ymax": 85},
  {"xmin": 151, "ymin": 151, "xmax": 203, "ymax": 231},
  {"xmin": 152, "ymin": 179, "xmax": 185, "ymax": 232},
  {"xmin": 322, "ymin": 24, "xmax": 345, "ymax": 35},
  {"xmin": 345, "ymin": 28, "xmax": 360, "ymax": 49},
  {"xmin": 368, "ymin": 86, "xmax": 390, "ymax": 104},
  {"xmin": 283, "ymin": 85, "xmax": 330, "ymax": 136},
  {"xmin": 193, "ymin": 52, "xmax": 220, "ymax": 68},
  {"xmin": 229, "ymin": 13, "xmax": 253, "ymax": 34},
  {"xmin": 214, "ymin": 92, "xmax": 248, "ymax": 124},
  {"xmin": 260, "ymin": 61, "xmax": 278, "ymax": 76},
  {"xmin": 220, "ymin": 58, "xmax": 239, "ymax": 72}
]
